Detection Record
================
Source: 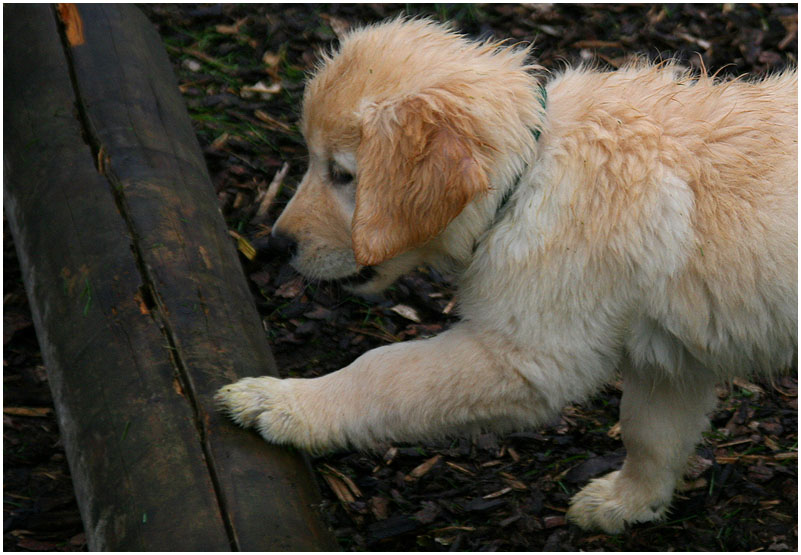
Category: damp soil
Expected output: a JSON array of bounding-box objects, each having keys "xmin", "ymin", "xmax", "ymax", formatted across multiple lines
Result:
[{"xmin": 4, "ymin": 4, "xmax": 797, "ymax": 551}]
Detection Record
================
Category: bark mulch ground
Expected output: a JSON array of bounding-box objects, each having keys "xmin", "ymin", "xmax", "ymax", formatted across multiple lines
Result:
[{"xmin": 4, "ymin": 4, "xmax": 797, "ymax": 551}]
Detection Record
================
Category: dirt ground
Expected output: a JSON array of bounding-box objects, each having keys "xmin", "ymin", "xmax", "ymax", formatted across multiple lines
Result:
[{"xmin": 4, "ymin": 3, "xmax": 798, "ymax": 551}]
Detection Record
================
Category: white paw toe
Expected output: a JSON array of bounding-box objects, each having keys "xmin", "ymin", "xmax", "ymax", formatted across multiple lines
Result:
[
  {"xmin": 566, "ymin": 471, "xmax": 670, "ymax": 534},
  {"xmin": 215, "ymin": 376, "xmax": 303, "ymax": 446},
  {"xmin": 215, "ymin": 376, "xmax": 279, "ymax": 426}
]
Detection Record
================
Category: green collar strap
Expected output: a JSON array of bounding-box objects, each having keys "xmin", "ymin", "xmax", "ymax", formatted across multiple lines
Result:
[
  {"xmin": 531, "ymin": 85, "xmax": 547, "ymax": 141},
  {"xmin": 496, "ymin": 84, "xmax": 547, "ymax": 217},
  {"xmin": 472, "ymin": 84, "xmax": 547, "ymax": 254}
]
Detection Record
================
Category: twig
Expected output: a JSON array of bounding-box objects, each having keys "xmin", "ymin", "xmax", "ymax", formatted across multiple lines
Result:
[
  {"xmin": 320, "ymin": 463, "xmax": 363, "ymax": 498},
  {"xmin": 252, "ymin": 162, "xmax": 289, "ymax": 223}
]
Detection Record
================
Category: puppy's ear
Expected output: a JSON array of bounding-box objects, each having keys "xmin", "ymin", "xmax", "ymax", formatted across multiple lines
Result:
[{"xmin": 352, "ymin": 95, "xmax": 491, "ymax": 266}]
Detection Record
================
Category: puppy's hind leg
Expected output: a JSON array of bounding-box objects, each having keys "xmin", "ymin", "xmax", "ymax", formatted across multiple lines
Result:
[{"xmin": 567, "ymin": 356, "xmax": 718, "ymax": 533}]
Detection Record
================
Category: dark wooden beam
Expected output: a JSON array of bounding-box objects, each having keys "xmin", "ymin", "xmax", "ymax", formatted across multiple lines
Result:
[{"xmin": 3, "ymin": 4, "xmax": 336, "ymax": 550}]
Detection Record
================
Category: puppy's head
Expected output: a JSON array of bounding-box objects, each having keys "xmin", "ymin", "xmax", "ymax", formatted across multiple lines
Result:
[{"xmin": 273, "ymin": 18, "xmax": 543, "ymax": 292}]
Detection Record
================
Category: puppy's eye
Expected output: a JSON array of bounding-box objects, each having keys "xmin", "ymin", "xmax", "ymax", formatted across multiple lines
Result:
[{"xmin": 329, "ymin": 161, "xmax": 354, "ymax": 186}]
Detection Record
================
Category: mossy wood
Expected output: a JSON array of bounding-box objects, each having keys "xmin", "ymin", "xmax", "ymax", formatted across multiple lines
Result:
[{"xmin": 4, "ymin": 4, "xmax": 336, "ymax": 551}]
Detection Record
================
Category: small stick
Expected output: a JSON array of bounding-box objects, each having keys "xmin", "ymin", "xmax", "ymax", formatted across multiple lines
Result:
[{"xmin": 252, "ymin": 162, "xmax": 289, "ymax": 223}]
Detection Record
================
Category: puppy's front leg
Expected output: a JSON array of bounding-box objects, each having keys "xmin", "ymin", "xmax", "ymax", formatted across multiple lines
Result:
[{"xmin": 216, "ymin": 325, "xmax": 542, "ymax": 452}]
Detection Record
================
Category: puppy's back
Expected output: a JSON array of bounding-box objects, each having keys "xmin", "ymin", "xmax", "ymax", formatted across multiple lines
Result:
[{"xmin": 546, "ymin": 66, "xmax": 797, "ymax": 376}]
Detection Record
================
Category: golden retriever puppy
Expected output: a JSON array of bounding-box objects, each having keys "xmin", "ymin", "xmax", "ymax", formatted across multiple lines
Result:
[{"xmin": 217, "ymin": 19, "xmax": 797, "ymax": 533}]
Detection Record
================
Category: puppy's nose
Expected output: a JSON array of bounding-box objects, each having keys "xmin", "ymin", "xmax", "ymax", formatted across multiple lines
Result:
[{"xmin": 267, "ymin": 230, "xmax": 298, "ymax": 258}]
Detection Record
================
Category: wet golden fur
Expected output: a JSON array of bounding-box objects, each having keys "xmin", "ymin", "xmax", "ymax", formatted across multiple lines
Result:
[{"xmin": 218, "ymin": 19, "xmax": 797, "ymax": 533}]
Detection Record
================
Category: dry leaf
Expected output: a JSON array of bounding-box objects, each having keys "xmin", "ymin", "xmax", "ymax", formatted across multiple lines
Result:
[
  {"xmin": 778, "ymin": 14, "xmax": 797, "ymax": 50},
  {"xmin": 390, "ymin": 304, "xmax": 421, "ymax": 323},
  {"xmin": 572, "ymin": 39, "xmax": 623, "ymax": 49},
  {"xmin": 544, "ymin": 515, "xmax": 566, "ymax": 528},
  {"xmin": 182, "ymin": 58, "xmax": 202, "ymax": 72},
  {"xmin": 262, "ymin": 51, "xmax": 281, "ymax": 67},
  {"xmin": 254, "ymin": 110, "xmax": 293, "ymax": 132},
  {"xmin": 241, "ymin": 81, "xmax": 282, "ymax": 96},
  {"xmin": 405, "ymin": 454, "xmax": 441, "ymax": 482},
  {"xmin": 320, "ymin": 14, "xmax": 351, "ymax": 39},
  {"xmin": 685, "ymin": 454, "xmax": 713, "ymax": 479},
  {"xmin": 232, "ymin": 190, "xmax": 248, "ymax": 210},
  {"xmin": 764, "ymin": 435, "xmax": 781, "ymax": 451},
  {"xmin": 369, "ymin": 496, "xmax": 390, "ymax": 520},
  {"xmin": 733, "ymin": 377, "xmax": 765, "ymax": 395},
  {"xmin": 321, "ymin": 463, "xmax": 363, "ymax": 498},
  {"xmin": 236, "ymin": 236, "xmax": 256, "ymax": 261},
  {"xmin": 252, "ymin": 162, "xmax": 290, "ymax": 223},
  {"xmin": 445, "ymin": 461, "xmax": 475, "ymax": 476},
  {"xmin": 275, "ymin": 276, "xmax": 304, "ymax": 298},
  {"xmin": 678, "ymin": 477, "xmax": 708, "ymax": 492},
  {"xmin": 483, "ymin": 486, "xmax": 513, "ymax": 499},
  {"xmin": 383, "ymin": 446, "xmax": 398, "ymax": 465},
  {"xmin": 3, "ymin": 407, "xmax": 52, "ymax": 417},
  {"xmin": 498, "ymin": 472, "xmax": 528, "ymax": 491},
  {"xmin": 210, "ymin": 132, "xmax": 230, "ymax": 150},
  {"xmin": 215, "ymin": 17, "xmax": 247, "ymax": 35},
  {"xmin": 321, "ymin": 473, "xmax": 355, "ymax": 504},
  {"xmin": 431, "ymin": 525, "xmax": 475, "ymax": 533},
  {"xmin": 676, "ymin": 31, "xmax": 711, "ymax": 50},
  {"xmin": 442, "ymin": 298, "xmax": 457, "ymax": 314}
]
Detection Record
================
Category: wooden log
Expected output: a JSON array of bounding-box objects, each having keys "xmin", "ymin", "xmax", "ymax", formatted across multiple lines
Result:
[{"xmin": 3, "ymin": 4, "xmax": 337, "ymax": 551}]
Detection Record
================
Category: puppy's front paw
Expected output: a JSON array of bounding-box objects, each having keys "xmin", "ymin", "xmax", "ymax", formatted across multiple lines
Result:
[
  {"xmin": 215, "ymin": 377, "xmax": 309, "ymax": 448},
  {"xmin": 566, "ymin": 470, "xmax": 670, "ymax": 534}
]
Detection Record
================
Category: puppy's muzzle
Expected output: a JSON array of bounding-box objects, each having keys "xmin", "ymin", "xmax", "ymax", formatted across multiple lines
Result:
[{"xmin": 260, "ymin": 229, "xmax": 376, "ymax": 287}]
